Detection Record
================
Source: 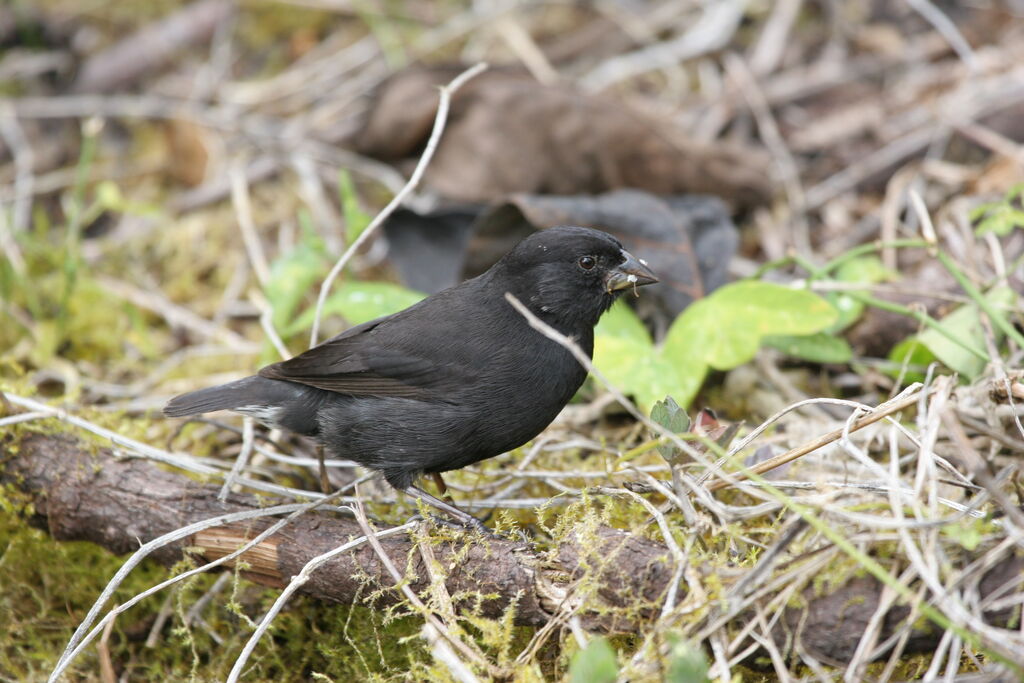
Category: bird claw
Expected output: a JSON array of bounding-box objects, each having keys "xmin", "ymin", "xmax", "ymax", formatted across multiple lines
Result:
[
  {"xmin": 406, "ymin": 511, "xmax": 504, "ymax": 539},
  {"xmin": 429, "ymin": 513, "xmax": 502, "ymax": 539}
]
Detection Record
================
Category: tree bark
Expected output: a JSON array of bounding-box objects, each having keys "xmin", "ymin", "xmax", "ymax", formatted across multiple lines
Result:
[{"xmin": 3, "ymin": 431, "xmax": 1021, "ymax": 666}]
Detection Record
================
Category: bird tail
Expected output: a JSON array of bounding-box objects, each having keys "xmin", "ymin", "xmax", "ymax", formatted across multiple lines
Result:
[
  {"xmin": 163, "ymin": 376, "xmax": 264, "ymax": 417},
  {"xmin": 163, "ymin": 376, "xmax": 325, "ymax": 435}
]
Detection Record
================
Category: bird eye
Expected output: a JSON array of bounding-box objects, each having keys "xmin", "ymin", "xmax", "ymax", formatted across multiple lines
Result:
[{"xmin": 578, "ymin": 256, "xmax": 597, "ymax": 271}]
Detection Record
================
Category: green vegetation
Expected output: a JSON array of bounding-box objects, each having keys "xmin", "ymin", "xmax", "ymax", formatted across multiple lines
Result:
[{"xmin": 3, "ymin": 0, "xmax": 1023, "ymax": 680}]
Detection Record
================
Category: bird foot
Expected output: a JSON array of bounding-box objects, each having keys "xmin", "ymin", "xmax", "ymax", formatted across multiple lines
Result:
[
  {"xmin": 425, "ymin": 513, "xmax": 502, "ymax": 539},
  {"xmin": 401, "ymin": 485, "xmax": 505, "ymax": 538}
]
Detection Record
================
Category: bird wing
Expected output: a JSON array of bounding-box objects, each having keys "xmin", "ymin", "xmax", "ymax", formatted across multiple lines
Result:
[{"xmin": 257, "ymin": 309, "xmax": 474, "ymax": 401}]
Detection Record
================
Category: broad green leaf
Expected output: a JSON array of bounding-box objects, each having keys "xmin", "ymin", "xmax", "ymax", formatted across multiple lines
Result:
[
  {"xmin": 641, "ymin": 353, "xmax": 705, "ymax": 415},
  {"xmin": 284, "ymin": 282, "xmax": 424, "ymax": 336},
  {"xmin": 665, "ymin": 281, "xmax": 837, "ymax": 371},
  {"xmin": 594, "ymin": 299, "xmax": 651, "ymax": 346},
  {"xmin": 827, "ymin": 291, "xmax": 864, "ymax": 334},
  {"xmin": 569, "ymin": 637, "xmax": 618, "ymax": 683},
  {"xmin": 763, "ymin": 332, "xmax": 853, "ymax": 363},
  {"xmin": 592, "ymin": 302, "xmax": 652, "ymax": 388},
  {"xmin": 892, "ymin": 286, "xmax": 1013, "ymax": 380},
  {"xmin": 594, "ymin": 329, "xmax": 691, "ymax": 413},
  {"xmin": 593, "ymin": 304, "xmax": 705, "ymax": 412},
  {"xmin": 594, "ymin": 282, "xmax": 837, "ymax": 412},
  {"xmin": 592, "ymin": 329, "xmax": 646, "ymax": 390}
]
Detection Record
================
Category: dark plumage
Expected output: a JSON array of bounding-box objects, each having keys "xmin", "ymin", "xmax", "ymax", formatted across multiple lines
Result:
[{"xmin": 165, "ymin": 226, "xmax": 657, "ymax": 529}]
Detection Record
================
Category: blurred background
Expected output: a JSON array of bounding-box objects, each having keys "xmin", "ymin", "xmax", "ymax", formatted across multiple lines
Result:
[{"xmin": 2, "ymin": 1, "xmax": 1023, "ymax": 680}]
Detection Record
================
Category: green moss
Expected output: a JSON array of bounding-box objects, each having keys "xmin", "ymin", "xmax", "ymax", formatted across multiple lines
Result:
[{"xmin": 0, "ymin": 510, "xmax": 441, "ymax": 680}]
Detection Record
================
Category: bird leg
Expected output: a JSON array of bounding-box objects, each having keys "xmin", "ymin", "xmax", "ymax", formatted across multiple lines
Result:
[
  {"xmin": 430, "ymin": 472, "xmax": 454, "ymax": 502},
  {"xmin": 315, "ymin": 444, "xmax": 331, "ymax": 494},
  {"xmin": 402, "ymin": 485, "xmax": 492, "ymax": 535}
]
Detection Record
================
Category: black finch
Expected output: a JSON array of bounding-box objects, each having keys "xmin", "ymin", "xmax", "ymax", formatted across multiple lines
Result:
[{"xmin": 165, "ymin": 226, "xmax": 658, "ymax": 529}]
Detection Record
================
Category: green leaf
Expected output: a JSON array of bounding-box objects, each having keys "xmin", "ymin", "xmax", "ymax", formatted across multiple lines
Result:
[
  {"xmin": 593, "ymin": 303, "xmax": 704, "ymax": 413},
  {"xmin": 338, "ymin": 170, "xmax": 372, "ymax": 245},
  {"xmin": 649, "ymin": 396, "xmax": 692, "ymax": 464},
  {"xmin": 594, "ymin": 297, "xmax": 651, "ymax": 346},
  {"xmin": 666, "ymin": 281, "xmax": 837, "ymax": 371},
  {"xmin": 893, "ymin": 286, "xmax": 1013, "ymax": 380},
  {"xmin": 969, "ymin": 202, "xmax": 995, "ymax": 222},
  {"xmin": 827, "ymin": 255, "xmax": 897, "ymax": 332},
  {"xmin": 265, "ymin": 239, "xmax": 328, "ymax": 332},
  {"xmin": 94, "ymin": 180, "xmax": 160, "ymax": 216},
  {"xmin": 979, "ymin": 207, "xmax": 1024, "ymax": 236},
  {"xmin": 972, "ymin": 184, "xmax": 1024, "ymax": 236},
  {"xmin": 942, "ymin": 520, "xmax": 987, "ymax": 551},
  {"xmin": 888, "ymin": 337, "xmax": 935, "ymax": 384},
  {"xmin": 569, "ymin": 637, "xmax": 618, "ymax": 683},
  {"xmin": 665, "ymin": 635, "xmax": 710, "ymax": 683},
  {"xmin": 763, "ymin": 332, "xmax": 853, "ymax": 363},
  {"xmin": 834, "ymin": 255, "xmax": 895, "ymax": 284},
  {"xmin": 593, "ymin": 282, "xmax": 837, "ymax": 412},
  {"xmin": 284, "ymin": 282, "xmax": 424, "ymax": 336}
]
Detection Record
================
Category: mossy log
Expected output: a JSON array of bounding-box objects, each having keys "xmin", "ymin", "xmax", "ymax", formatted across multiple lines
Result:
[{"xmin": 3, "ymin": 431, "xmax": 1021, "ymax": 667}]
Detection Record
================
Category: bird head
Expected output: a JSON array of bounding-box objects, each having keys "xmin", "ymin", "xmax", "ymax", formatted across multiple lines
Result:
[{"xmin": 492, "ymin": 226, "xmax": 658, "ymax": 331}]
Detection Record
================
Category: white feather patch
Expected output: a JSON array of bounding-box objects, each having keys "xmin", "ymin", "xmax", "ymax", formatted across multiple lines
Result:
[{"xmin": 234, "ymin": 404, "xmax": 283, "ymax": 427}]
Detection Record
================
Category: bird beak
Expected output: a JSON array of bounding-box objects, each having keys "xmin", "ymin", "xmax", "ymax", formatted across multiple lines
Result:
[{"xmin": 605, "ymin": 251, "xmax": 659, "ymax": 294}]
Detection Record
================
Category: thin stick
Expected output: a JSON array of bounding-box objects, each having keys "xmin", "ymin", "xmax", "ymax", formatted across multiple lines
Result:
[
  {"xmin": 230, "ymin": 162, "xmax": 270, "ymax": 287},
  {"xmin": 97, "ymin": 608, "xmax": 117, "ymax": 683},
  {"xmin": 503, "ymin": 295, "xmax": 666, "ymax": 440},
  {"xmin": 580, "ymin": 0, "xmax": 745, "ymax": 91},
  {"xmin": 937, "ymin": 250, "xmax": 1024, "ymax": 351},
  {"xmin": 251, "ymin": 290, "xmax": 290, "ymax": 360},
  {"xmin": 705, "ymin": 389, "xmax": 925, "ymax": 492},
  {"xmin": 0, "ymin": 104, "xmax": 34, "ymax": 235},
  {"xmin": 423, "ymin": 623, "xmax": 481, "ymax": 683},
  {"xmin": 906, "ymin": 0, "xmax": 978, "ymax": 71},
  {"xmin": 0, "ymin": 106, "xmax": 29, "ymax": 274},
  {"xmin": 218, "ymin": 416, "xmax": 255, "ymax": 501},
  {"xmin": 309, "ymin": 62, "xmax": 487, "ymax": 346},
  {"xmin": 315, "ymin": 444, "xmax": 331, "ymax": 494}
]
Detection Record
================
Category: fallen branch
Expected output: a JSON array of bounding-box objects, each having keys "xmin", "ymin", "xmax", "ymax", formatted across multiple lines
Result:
[
  {"xmin": 3, "ymin": 431, "xmax": 672, "ymax": 632},
  {"xmin": 3, "ymin": 431, "xmax": 1021, "ymax": 669}
]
